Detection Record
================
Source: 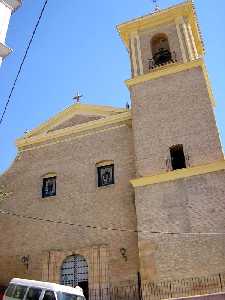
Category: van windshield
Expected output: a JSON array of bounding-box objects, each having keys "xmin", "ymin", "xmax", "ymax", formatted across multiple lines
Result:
[
  {"xmin": 5, "ymin": 284, "xmax": 27, "ymax": 299},
  {"xmin": 58, "ymin": 292, "xmax": 85, "ymax": 300}
]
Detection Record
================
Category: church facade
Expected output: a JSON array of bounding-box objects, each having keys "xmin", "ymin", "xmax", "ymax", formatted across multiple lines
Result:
[{"xmin": 0, "ymin": 0, "xmax": 225, "ymax": 298}]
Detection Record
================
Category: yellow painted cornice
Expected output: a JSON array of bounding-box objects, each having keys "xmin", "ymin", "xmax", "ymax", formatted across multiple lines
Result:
[
  {"xmin": 130, "ymin": 160, "xmax": 225, "ymax": 188},
  {"xmin": 125, "ymin": 58, "xmax": 215, "ymax": 107},
  {"xmin": 23, "ymin": 103, "xmax": 127, "ymax": 139},
  {"xmin": 16, "ymin": 111, "xmax": 132, "ymax": 149},
  {"xmin": 117, "ymin": 1, "xmax": 204, "ymax": 55}
]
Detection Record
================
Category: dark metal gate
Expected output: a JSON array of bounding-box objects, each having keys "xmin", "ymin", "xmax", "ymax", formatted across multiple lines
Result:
[{"xmin": 60, "ymin": 255, "xmax": 88, "ymax": 298}]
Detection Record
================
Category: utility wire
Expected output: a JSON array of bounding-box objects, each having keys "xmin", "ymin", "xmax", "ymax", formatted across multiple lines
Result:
[
  {"xmin": 1, "ymin": 208, "xmax": 225, "ymax": 236},
  {"xmin": 0, "ymin": 0, "xmax": 49, "ymax": 126}
]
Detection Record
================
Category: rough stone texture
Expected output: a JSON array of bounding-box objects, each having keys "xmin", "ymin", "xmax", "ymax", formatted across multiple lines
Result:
[
  {"xmin": 135, "ymin": 170, "xmax": 225, "ymax": 282},
  {"xmin": 0, "ymin": 124, "xmax": 139, "ymax": 286},
  {"xmin": 130, "ymin": 66, "xmax": 223, "ymax": 177}
]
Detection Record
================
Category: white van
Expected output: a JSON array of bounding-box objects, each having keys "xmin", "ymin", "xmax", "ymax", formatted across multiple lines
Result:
[{"xmin": 3, "ymin": 278, "xmax": 85, "ymax": 300}]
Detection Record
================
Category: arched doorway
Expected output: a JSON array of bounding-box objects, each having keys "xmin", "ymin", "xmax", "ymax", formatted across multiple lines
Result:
[{"xmin": 60, "ymin": 255, "xmax": 89, "ymax": 299}]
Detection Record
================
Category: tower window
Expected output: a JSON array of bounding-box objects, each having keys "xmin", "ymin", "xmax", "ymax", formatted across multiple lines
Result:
[
  {"xmin": 151, "ymin": 33, "xmax": 172, "ymax": 66},
  {"xmin": 42, "ymin": 176, "xmax": 56, "ymax": 198},
  {"xmin": 97, "ymin": 164, "xmax": 114, "ymax": 187},
  {"xmin": 170, "ymin": 144, "xmax": 186, "ymax": 170}
]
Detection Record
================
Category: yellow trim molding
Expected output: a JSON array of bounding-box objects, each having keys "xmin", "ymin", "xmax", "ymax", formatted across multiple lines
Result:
[
  {"xmin": 24, "ymin": 103, "xmax": 127, "ymax": 139},
  {"xmin": 42, "ymin": 173, "xmax": 57, "ymax": 179},
  {"xmin": 125, "ymin": 58, "xmax": 215, "ymax": 107},
  {"xmin": 117, "ymin": 1, "xmax": 204, "ymax": 56},
  {"xmin": 19, "ymin": 125, "xmax": 129, "ymax": 153},
  {"xmin": 96, "ymin": 160, "xmax": 114, "ymax": 167},
  {"xmin": 130, "ymin": 160, "xmax": 225, "ymax": 188},
  {"xmin": 16, "ymin": 111, "xmax": 132, "ymax": 149}
]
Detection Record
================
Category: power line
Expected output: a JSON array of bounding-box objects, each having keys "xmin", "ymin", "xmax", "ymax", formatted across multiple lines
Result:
[
  {"xmin": 0, "ymin": 0, "xmax": 49, "ymax": 126},
  {"xmin": 1, "ymin": 208, "xmax": 225, "ymax": 236}
]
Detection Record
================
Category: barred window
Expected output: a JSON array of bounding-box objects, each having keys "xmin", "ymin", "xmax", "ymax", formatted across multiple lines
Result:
[
  {"xmin": 42, "ymin": 176, "xmax": 56, "ymax": 198},
  {"xmin": 97, "ymin": 164, "xmax": 114, "ymax": 187}
]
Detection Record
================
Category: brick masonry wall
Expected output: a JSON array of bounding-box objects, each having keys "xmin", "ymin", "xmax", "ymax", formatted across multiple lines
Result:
[
  {"xmin": 0, "ymin": 124, "xmax": 139, "ymax": 286},
  {"xmin": 130, "ymin": 66, "xmax": 224, "ymax": 177},
  {"xmin": 134, "ymin": 170, "xmax": 225, "ymax": 282}
]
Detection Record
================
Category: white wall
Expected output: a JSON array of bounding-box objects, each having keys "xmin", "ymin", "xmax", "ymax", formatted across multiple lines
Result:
[{"xmin": 0, "ymin": 2, "xmax": 12, "ymax": 44}]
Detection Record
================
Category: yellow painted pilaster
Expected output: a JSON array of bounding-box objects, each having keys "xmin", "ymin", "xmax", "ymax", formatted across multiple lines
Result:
[
  {"xmin": 130, "ymin": 33, "xmax": 138, "ymax": 76},
  {"xmin": 175, "ymin": 17, "xmax": 187, "ymax": 63},
  {"xmin": 187, "ymin": 22, "xmax": 199, "ymax": 59},
  {"xmin": 181, "ymin": 17, "xmax": 194, "ymax": 61},
  {"xmin": 136, "ymin": 32, "xmax": 144, "ymax": 75}
]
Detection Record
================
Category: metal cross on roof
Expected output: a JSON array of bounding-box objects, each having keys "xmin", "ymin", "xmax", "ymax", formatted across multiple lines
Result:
[
  {"xmin": 73, "ymin": 92, "xmax": 83, "ymax": 103},
  {"xmin": 152, "ymin": 0, "xmax": 160, "ymax": 12}
]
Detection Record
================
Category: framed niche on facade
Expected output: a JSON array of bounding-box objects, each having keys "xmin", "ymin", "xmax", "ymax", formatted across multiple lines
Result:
[
  {"xmin": 42, "ymin": 175, "xmax": 56, "ymax": 198},
  {"xmin": 97, "ymin": 162, "xmax": 114, "ymax": 187}
]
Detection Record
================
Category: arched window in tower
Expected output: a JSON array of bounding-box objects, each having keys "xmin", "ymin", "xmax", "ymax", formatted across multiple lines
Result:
[
  {"xmin": 151, "ymin": 33, "xmax": 173, "ymax": 66},
  {"xmin": 169, "ymin": 144, "xmax": 186, "ymax": 170},
  {"xmin": 60, "ymin": 255, "xmax": 89, "ymax": 299}
]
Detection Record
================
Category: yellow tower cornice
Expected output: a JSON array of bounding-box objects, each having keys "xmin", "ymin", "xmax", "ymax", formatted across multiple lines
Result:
[
  {"xmin": 130, "ymin": 160, "xmax": 225, "ymax": 188},
  {"xmin": 117, "ymin": 0, "xmax": 204, "ymax": 55},
  {"xmin": 125, "ymin": 58, "xmax": 215, "ymax": 107}
]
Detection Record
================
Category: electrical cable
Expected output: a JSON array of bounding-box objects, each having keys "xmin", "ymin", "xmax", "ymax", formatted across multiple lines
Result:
[
  {"xmin": 0, "ymin": 0, "xmax": 49, "ymax": 126},
  {"xmin": 0, "ymin": 208, "xmax": 225, "ymax": 236}
]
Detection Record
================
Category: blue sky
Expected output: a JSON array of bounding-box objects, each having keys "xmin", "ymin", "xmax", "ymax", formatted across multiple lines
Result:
[{"xmin": 0, "ymin": 0, "xmax": 224, "ymax": 174}]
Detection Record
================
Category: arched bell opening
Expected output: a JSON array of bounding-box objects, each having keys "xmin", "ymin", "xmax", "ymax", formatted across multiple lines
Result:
[
  {"xmin": 151, "ymin": 33, "xmax": 172, "ymax": 66},
  {"xmin": 60, "ymin": 255, "xmax": 89, "ymax": 299}
]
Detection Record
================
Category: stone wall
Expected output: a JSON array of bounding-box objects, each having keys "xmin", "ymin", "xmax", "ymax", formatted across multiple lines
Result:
[
  {"xmin": 134, "ymin": 170, "xmax": 225, "ymax": 282},
  {"xmin": 0, "ymin": 123, "xmax": 139, "ymax": 286},
  {"xmin": 130, "ymin": 66, "xmax": 223, "ymax": 177}
]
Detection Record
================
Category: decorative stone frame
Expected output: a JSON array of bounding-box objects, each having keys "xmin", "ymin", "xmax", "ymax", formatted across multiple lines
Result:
[{"xmin": 41, "ymin": 245, "xmax": 110, "ymax": 297}]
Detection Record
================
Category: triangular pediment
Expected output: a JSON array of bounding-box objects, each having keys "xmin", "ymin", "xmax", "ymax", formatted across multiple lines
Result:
[{"xmin": 23, "ymin": 103, "xmax": 126, "ymax": 139}]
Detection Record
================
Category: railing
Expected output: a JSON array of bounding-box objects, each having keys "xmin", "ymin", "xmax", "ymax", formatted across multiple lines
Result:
[
  {"xmin": 149, "ymin": 50, "xmax": 177, "ymax": 70},
  {"xmin": 141, "ymin": 272, "xmax": 225, "ymax": 300},
  {"xmin": 89, "ymin": 272, "xmax": 225, "ymax": 300},
  {"xmin": 89, "ymin": 285, "xmax": 140, "ymax": 300}
]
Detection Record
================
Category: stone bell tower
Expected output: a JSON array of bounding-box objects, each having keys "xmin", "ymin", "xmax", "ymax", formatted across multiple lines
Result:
[
  {"xmin": 0, "ymin": 0, "xmax": 21, "ymax": 66},
  {"xmin": 118, "ymin": 0, "xmax": 225, "ymax": 284}
]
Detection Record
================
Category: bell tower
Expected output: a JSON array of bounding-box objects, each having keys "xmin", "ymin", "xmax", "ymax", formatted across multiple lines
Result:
[
  {"xmin": 0, "ymin": 0, "xmax": 21, "ymax": 65},
  {"xmin": 118, "ymin": 0, "xmax": 223, "ymax": 177},
  {"xmin": 118, "ymin": 0, "xmax": 225, "ymax": 284}
]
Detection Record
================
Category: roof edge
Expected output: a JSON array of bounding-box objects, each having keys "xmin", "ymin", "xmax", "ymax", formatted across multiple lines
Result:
[
  {"xmin": 16, "ymin": 111, "xmax": 132, "ymax": 149},
  {"xmin": 23, "ymin": 103, "xmax": 127, "ymax": 139}
]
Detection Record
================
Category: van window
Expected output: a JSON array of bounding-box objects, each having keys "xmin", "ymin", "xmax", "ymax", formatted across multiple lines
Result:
[
  {"xmin": 6, "ymin": 285, "xmax": 27, "ymax": 299},
  {"xmin": 5, "ymin": 284, "xmax": 16, "ymax": 297},
  {"xmin": 59, "ymin": 293, "xmax": 84, "ymax": 300},
  {"xmin": 26, "ymin": 287, "xmax": 42, "ymax": 300},
  {"xmin": 43, "ymin": 291, "xmax": 56, "ymax": 300}
]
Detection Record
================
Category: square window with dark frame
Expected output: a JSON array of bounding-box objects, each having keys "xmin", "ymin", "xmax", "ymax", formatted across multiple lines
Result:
[
  {"xmin": 97, "ymin": 164, "xmax": 114, "ymax": 187},
  {"xmin": 42, "ymin": 176, "xmax": 56, "ymax": 198}
]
